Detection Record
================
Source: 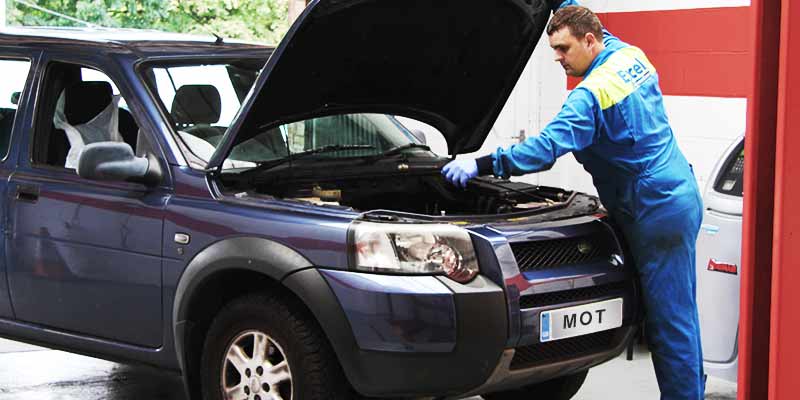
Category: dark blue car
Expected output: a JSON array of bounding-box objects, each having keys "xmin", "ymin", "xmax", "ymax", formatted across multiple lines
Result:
[{"xmin": 0, "ymin": 1, "xmax": 639, "ymax": 399}]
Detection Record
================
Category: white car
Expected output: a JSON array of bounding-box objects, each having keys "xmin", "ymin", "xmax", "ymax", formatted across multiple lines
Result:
[{"xmin": 696, "ymin": 135, "xmax": 744, "ymax": 383}]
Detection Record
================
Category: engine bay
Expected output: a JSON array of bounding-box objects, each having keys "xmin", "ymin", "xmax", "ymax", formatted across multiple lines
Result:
[{"xmin": 219, "ymin": 159, "xmax": 583, "ymax": 218}]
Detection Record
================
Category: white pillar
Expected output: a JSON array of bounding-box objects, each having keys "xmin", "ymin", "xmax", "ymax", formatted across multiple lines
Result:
[
  {"xmin": 288, "ymin": 0, "xmax": 306, "ymax": 25},
  {"xmin": 0, "ymin": 0, "xmax": 6, "ymax": 28}
]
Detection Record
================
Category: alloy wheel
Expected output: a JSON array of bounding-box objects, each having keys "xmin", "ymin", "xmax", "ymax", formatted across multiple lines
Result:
[{"xmin": 221, "ymin": 330, "xmax": 293, "ymax": 400}]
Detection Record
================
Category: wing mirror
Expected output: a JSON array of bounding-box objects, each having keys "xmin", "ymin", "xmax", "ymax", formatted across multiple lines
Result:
[
  {"xmin": 10, "ymin": 92, "xmax": 20, "ymax": 105},
  {"xmin": 77, "ymin": 142, "xmax": 162, "ymax": 186}
]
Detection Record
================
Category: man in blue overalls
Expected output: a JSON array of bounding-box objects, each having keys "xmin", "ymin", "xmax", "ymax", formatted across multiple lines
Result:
[{"xmin": 442, "ymin": 2, "xmax": 705, "ymax": 399}]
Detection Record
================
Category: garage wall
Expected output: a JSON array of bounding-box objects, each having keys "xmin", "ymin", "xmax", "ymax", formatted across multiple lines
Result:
[{"xmin": 406, "ymin": 0, "xmax": 751, "ymax": 197}]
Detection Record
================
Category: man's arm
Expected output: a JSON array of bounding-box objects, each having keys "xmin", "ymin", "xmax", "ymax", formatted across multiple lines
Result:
[
  {"xmin": 475, "ymin": 88, "xmax": 599, "ymax": 178},
  {"xmin": 557, "ymin": 0, "xmax": 626, "ymax": 50}
]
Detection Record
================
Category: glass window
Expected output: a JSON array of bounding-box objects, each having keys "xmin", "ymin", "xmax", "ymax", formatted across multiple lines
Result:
[
  {"xmin": 142, "ymin": 61, "xmax": 439, "ymax": 170},
  {"xmin": 81, "ymin": 68, "xmax": 130, "ymax": 111},
  {"xmin": 229, "ymin": 113, "xmax": 420, "ymax": 165},
  {"xmin": 143, "ymin": 60, "xmax": 263, "ymax": 167},
  {"xmin": 713, "ymin": 141, "xmax": 744, "ymax": 197},
  {"xmin": 32, "ymin": 62, "xmax": 140, "ymax": 169},
  {"xmin": 0, "ymin": 59, "xmax": 32, "ymax": 159}
]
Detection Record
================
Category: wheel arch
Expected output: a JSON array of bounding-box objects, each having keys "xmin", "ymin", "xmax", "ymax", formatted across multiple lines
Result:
[{"xmin": 172, "ymin": 237, "xmax": 314, "ymax": 399}]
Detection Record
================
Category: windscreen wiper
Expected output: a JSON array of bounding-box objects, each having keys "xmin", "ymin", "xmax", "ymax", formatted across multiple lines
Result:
[
  {"xmin": 362, "ymin": 143, "xmax": 431, "ymax": 163},
  {"xmin": 244, "ymin": 144, "xmax": 376, "ymax": 175}
]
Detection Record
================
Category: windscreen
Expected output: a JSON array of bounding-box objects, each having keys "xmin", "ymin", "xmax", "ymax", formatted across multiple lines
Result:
[
  {"xmin": 144, "ymin": 60, "xmax": 262, "ymax": 168},
  {"xmin": 228, "ymin": 113, "xmax": 423, "ymax": 165},
  {"xmin": 144, "ymin": 61, "xmax": 428, "ymax": 169}
]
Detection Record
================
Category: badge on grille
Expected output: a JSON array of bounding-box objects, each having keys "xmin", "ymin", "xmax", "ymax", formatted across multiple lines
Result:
[{"xmin": 577, "ymin": 241, "xmax": 593, "ymax": 255}]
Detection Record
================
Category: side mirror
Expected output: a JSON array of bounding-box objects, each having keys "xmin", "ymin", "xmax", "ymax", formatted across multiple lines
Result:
[
  {"xmin": 77, "ymin": 142, "xmax": 161, "ymax": 186},
  {"xmin": 10, "ymin": 92, "xmax": 20, "ymax": 105},
  {"xmin": 411, "ymin": 129, "xmax": 427, "ymax": 145}
]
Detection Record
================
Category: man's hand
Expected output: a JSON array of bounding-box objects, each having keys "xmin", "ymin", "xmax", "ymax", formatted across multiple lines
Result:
[{"xmin": 442, "ymin": 159, "xmax": 478, "ymax": 188}]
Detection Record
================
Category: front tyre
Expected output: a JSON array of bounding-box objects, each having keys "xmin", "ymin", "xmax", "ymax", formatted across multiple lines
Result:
[
  {"xmin": 482, "ymin": 370, "xmax": 589, "ymax": 400},
  {"xmin": 201, "ymin": 293, "xmax": 353, "ymax": 400}
]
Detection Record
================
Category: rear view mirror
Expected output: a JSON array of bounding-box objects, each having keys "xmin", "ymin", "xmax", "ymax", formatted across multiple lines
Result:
[
  {"xmin": 77, "ymin": 142, "xmax": 161, "ymax": 186},
  {"xmin": 10, "ymin": 92, "xmax": 20, "ymax": 105}
]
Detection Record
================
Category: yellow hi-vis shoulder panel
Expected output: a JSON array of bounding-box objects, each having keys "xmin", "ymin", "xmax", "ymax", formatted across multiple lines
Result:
[{"xmin": 577, "ymin": 46, "xmax": 657, "ymax": 110}]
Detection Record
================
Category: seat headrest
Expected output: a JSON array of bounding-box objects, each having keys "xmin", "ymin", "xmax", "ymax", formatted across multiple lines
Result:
[
  {"xmin": 64, "ymin": 81, "xmax": 113, "ymax": 125},
  {"xmin": 171, "ymin": 85, "xmax": 221, "ymax": 125}
]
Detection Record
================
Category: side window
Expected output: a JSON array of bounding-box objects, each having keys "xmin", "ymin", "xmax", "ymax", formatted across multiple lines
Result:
[
  {"xmin": 0, "ymin": 59, "xmax": 32, "ymax": 160},
  {"xmin": 31, "ymin": 62, "xmax": 141, "ymax": 170}
]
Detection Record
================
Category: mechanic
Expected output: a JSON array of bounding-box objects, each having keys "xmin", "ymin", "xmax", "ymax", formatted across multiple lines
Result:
[{"xmin": 442, "ymin": 1, "xmax": 705, "ymax": 399}]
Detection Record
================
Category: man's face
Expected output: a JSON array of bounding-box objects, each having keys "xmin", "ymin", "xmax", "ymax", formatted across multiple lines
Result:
[{"xmin": 549, "ymin": 27, "xmax": 596, "ymax": 77}]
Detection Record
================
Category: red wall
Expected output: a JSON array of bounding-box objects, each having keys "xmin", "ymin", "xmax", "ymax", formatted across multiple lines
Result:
[
  {"xmin": 568, "ymin": 7, "xmax": 751, "ymax": 98},
  {"xmin": 769, "ymin": 0, "xmax": 800, "ymax": 398}
]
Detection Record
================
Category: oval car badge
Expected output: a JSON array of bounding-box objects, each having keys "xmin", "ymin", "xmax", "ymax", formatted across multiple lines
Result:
[{"xmin": 577, "ymin": 241, "xmax": 593, "ymax": 255}]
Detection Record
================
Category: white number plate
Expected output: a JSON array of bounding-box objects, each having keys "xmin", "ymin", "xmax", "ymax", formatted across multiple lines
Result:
[{"xmin": 540, "ymin": 298, "xmax": 623, "ymax": 342}]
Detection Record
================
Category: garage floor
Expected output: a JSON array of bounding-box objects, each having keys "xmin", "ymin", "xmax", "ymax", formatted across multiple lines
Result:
[{"xmin": 0, "ymin": 339, "xmax": 736, "ymax": 399}]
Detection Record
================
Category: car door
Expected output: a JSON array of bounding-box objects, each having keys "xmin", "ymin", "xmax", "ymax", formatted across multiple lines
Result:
[
  {"xmin": 0, "ymin": 51, "xmax": 39, "ymax": 319},
  {"xmin": 5, "ymin": 57, "xmax": 167, "ymax": 348},
  {"xmin": 696, "ymin": 136, "xmax": 744, "ymax": 367}
]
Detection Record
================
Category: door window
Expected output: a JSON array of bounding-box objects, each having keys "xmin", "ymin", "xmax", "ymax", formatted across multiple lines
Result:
[
  {"xmin": 31, "ymin": 62, "xmax": 141, "ymax": 170},
  {"xmin": 0, "ymin": 59, "xmax": 32, "ymax": 159}
]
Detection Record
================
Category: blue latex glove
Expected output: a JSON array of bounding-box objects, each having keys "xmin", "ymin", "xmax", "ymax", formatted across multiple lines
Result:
[{"xmin": 442, "ymin": 159, "xmax": 478, "ymax": 188}]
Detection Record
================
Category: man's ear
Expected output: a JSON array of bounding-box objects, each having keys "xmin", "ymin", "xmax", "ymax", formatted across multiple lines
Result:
[{"xmin": 584, "ymin": 32, "xmax": 598, "ymax": 47}]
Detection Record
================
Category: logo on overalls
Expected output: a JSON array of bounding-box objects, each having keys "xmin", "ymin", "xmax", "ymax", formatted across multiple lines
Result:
[{"xmin": 616, "ymin": 58, "xmax": 651, "ymax": 88}]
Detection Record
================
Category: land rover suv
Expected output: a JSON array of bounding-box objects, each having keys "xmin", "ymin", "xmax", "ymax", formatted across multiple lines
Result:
[{"xmin": 0, "ymin": 0, "xmax": 639, "ymax": 399}]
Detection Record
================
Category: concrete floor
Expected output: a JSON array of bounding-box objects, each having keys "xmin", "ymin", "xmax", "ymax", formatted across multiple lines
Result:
[{"xmin": 0, "ymin": 339, "xmax": 736, "ymax": 400}]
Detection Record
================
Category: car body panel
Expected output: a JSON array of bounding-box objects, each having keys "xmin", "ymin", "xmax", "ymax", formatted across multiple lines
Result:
[
  {"xmin": 320, "ymin": 270, "xmax": 458, "ymax": 353},
  {"xmin": 0, "ymin": 47, "xmax": 41, "ymax": 319},
  {"xmin": 208, "ymin": 0, "xmax": 551, "ymax": 167},
  {"xmin": 6, "ymin": 168, "xmax": 168, "ymax": 348},
  {"xmin": 696, "ymin": 135, "xmax": 744, "ymax": 383}
]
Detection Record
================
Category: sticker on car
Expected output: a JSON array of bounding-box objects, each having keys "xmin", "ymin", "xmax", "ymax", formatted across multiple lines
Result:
[{"xmin": 540, "ymin": 298, "xmax": 624, "ymax": 342}]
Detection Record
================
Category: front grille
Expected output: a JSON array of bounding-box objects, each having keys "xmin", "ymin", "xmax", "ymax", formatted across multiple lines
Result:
[
  {"xmin": 510, "ymin": 233, "xmax": 615, "ymax": 273},
  {"xmin": 519, "ymin": 281, "xmax": 629, "ymax": 309},
  {"xmin": 510, "ymin": 328, "xmax": 623, "ymax": 370}
]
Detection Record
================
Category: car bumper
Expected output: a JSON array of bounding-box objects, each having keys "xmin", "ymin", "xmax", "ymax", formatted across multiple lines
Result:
[
  {"xmin": 448, "ymin": 326, "xmax": 636, "ymax": 398},
  {"xmin": 285, "ymin": 268, "xmax": 507, "ymax": 397},
  {"xmin": 285, "ymin": 267, "xmax": 637, "ymax": 398},
  {"xmin": 282, "ymin": 216, "xmax": 640, "ymax": 398}
]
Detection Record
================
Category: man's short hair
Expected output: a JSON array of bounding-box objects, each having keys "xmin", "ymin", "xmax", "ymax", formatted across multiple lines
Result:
[{"xmin": 546, "ymin": 5, "xmax": 604, "ymax": 42}]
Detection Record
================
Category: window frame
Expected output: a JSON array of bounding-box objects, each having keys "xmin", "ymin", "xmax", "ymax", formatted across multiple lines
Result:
[
  {"xmin": 19, "ymin": 52, "xmax": 173, "ymax": 192},
  {"xmin": 135, "ymin": 55, "xmax": 270, "ymax": 170},
  {"xmin": 0, "ymin": 53, "xmax": 37, "ymax": 164},
  {"xmin": 30, "ymin": 59, "xmax": 126, "ymax": 171}
]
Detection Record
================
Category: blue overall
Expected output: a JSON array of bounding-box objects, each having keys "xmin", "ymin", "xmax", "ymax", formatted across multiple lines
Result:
[{"xmin": 488, "ymin": 3, "xmax": 705, "ymax": 398}]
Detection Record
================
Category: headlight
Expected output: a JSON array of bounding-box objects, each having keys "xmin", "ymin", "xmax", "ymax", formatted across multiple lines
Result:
[{"xmin": 350, "ymin": 221, "xmax": 479, "ymax": 283}]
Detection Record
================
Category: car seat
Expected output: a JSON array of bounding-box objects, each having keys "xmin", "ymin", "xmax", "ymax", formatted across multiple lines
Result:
[
  {"xmin": 171, "ymin": 84, "xmax": 226, "ymax": 145},
  {"xmin": 50, "ymin": 81, "xmax": 129, "ymax": 168}
]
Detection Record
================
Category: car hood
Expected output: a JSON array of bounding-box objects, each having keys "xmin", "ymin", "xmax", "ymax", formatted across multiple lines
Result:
[{"xmin": 207, "ymin": 0, "xmax": 551, "ymax": 169}]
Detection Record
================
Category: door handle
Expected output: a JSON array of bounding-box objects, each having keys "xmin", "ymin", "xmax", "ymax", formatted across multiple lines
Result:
[{"xmin": 15, "ymin": 185, "xmax": 39, "ymax": 203}]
